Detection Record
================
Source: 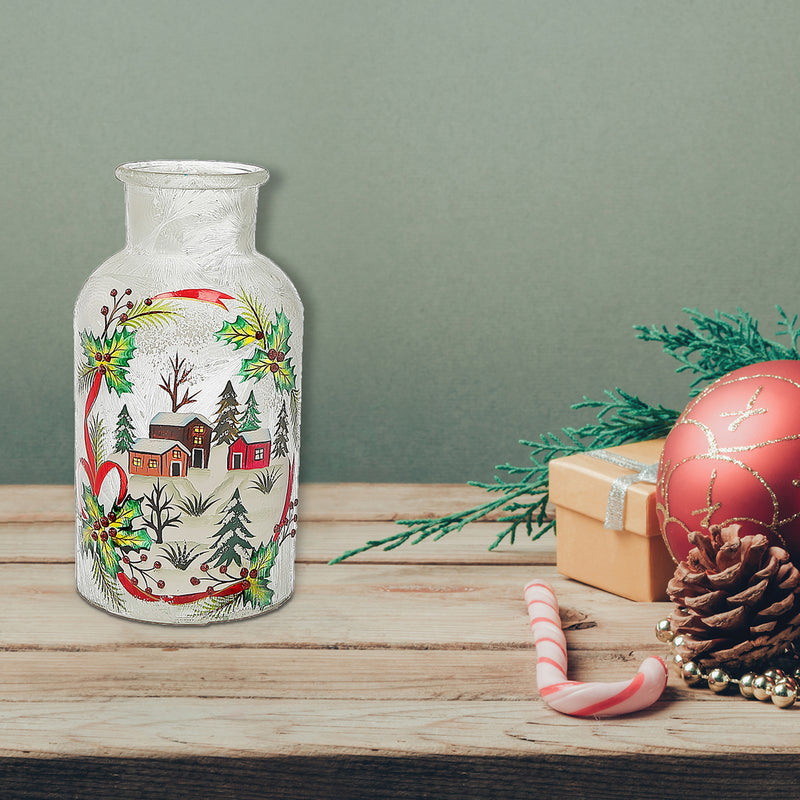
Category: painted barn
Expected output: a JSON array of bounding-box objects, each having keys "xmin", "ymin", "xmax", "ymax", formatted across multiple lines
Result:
[
  {"xmin": 129, "ymin": 439, "xmax": 190, "ymax": 478},
  {"xmin": 228, "ymin": 428, "xmax": 271, "ymax": 470},
  {"xmin": 149, "ymin": 412, "xmax": 212, "ymax": 470}
]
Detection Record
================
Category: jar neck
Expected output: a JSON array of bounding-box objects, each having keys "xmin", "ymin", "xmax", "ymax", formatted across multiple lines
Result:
[{"xmin": 124, "ymin": 184, "xmax": 258, "ymax": 255}]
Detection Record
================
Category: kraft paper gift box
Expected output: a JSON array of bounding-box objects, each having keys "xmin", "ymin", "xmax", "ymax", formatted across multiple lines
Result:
[{"xmin": 548, "ymin": 438, "xmax": 676, "ymax": 602}]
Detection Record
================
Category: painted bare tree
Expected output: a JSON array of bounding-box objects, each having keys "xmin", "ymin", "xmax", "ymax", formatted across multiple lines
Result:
[
  {"xmin": 141, "ymin": 481, "xmax": 182, "ymax": 544},
  {"xmin": 159, "ymin": 352, "xmax": 199, "ymax": 412}
]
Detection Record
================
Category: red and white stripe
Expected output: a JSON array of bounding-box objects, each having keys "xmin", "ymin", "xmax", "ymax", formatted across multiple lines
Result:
[{"xmin": 524, "ymin": 580, "xmax": 668, "ymax": 718}]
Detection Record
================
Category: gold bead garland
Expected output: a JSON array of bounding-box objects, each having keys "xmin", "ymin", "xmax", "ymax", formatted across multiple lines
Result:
[{"xmin": 656, "ymin": 618, "xmax": 799, "ymax": 708}]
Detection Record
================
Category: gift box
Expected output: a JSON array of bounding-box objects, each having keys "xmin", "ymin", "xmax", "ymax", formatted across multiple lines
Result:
[{"xmin": 548, "ymin": 438, "xmax": 675, "ymax": 602}]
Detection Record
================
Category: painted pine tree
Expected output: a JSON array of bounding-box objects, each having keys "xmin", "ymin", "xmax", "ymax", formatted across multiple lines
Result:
[
  {"xmin": 212, "ymin": 380, "xmax": 241, "ymax": 445},
  {"xmin": 113, "ymin": 404, "xmax": 135, "ymax": 453},
  {"xmin": 240, "ymin": 390, "xmax": 261, "ymax": 432},
  {"xmin": 210, "ymin": 489, "xmax": 255, "ymax": 569},
  {"xmin": 273, "ymin": 399, "xmax": 290, "ymax": 458}
]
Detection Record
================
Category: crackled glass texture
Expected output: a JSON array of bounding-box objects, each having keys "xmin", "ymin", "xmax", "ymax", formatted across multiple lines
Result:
[{"xmin": 73, "ymin": 161, "xmax": 303, "ymax": 624}]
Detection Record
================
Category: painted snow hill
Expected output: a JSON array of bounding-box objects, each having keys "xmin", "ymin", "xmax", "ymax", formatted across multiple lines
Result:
[{"xmin": 74, "ymin": 285, "xmax": 300, "ymax": 624}]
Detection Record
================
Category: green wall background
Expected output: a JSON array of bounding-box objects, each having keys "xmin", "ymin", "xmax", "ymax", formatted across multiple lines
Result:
[{"xmin": 2, "ymin": 0, "xmax": 800, "ymax": 485}]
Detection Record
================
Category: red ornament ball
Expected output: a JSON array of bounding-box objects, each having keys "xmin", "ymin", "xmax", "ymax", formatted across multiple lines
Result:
[{"xmin": 657, "ymin": 360, "xmax": 800, "ymax": 565}]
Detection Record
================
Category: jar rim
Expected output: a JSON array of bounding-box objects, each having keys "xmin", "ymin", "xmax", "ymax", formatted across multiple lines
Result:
[{"xmin": 115, "ymin": 160, "xmax": 269, "ymax": 189}]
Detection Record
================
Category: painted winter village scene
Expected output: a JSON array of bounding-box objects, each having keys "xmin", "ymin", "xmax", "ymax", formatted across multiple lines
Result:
[{"xmin": 73, "ymin": 284, "xmax": 301, "ymax": 624}]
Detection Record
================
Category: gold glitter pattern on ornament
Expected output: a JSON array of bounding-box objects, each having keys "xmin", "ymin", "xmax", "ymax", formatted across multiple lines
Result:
[
  {"xmin": 657, "ymin": 370, "xmax": 800, "ymax": 564},
  {"xmin": 720, "ymin": 386, "xmax": 766, "ymax": 432},
  {"xmin": 690, "ymin": 469, "xmax": 721, "ymax": 529}
]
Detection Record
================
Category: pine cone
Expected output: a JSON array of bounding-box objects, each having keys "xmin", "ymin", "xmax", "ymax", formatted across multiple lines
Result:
[{"xmin": 667, "ymin": 523, "xmax": 800, "ymax": 672}]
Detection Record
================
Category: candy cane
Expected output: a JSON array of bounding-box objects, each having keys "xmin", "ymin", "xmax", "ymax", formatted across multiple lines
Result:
[{"xmin": 524, "ymin": 581, "xmax": 668, "ymax": 717}]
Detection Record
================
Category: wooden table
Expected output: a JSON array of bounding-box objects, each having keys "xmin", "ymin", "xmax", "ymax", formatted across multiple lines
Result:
[{"xmin": 1, "ymin": 484, "xmax": 799, "ymax": 799}]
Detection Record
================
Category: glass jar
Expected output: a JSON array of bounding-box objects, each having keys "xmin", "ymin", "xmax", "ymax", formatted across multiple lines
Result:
[{"xmin": 73, "ymin": 160, "xmax": 302, "ymax": 624}]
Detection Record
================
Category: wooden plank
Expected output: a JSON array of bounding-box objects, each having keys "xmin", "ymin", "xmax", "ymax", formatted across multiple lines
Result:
[
  {"xmin": 0, "ymin": 486, "xmax": 75, "ymax": 523},
  {"xmin": 0, "ymin": 521, "xmax": 555, "ymax": 565},
  {"xmin": 0, "ymin": 483, "xmax": 513, "ymax": 523},
  {"xmin": 0, "ymin": 648, "xmax": 703, "ymax": 703},
  {"xmin": 3, "ymin": 646, "xmax": 746, "ymax": 713},
  {"xmin": 0, "ymin": 695, "xmax": 796, "ymax": 760},
  {"xmin": 0, "ymin": 563, "xmax": 669, "ymax": 652},
  {"xmin": 1, "ymin": 647, "xmax": 668, "ymax": 701}
]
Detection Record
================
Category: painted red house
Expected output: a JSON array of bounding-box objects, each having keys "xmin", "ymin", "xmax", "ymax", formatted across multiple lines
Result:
[
  {"xmin": 227, "ymin": 428, "xmax": 271, "ymax": 470},
  {"xmin": 128, "ymin": 439, "xmax": 190, "ymax": 478},
  {"xmin": 149, "ymin": 412, "xmax": 212, "ymax": 470}
]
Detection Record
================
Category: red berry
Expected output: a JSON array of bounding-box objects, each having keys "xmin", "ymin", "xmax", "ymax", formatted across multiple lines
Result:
[
  {"xmin": 145, "ymin": 586, "xmax": 153, "ymax": 594},
  {"xmin": 277, "ymin": 351, "xmax": 285, "ymax": 362},
  {"xmin": 190, "ymin": 576, "xmax": 201, "ymax": 586},
  {"xmin": 240, "ymin": 567, "xmax": 249, "ymax": 578},
  {"xmin": 92, "ymin": 520, "xmax": 101, "ymax": 530},
  {"xmin": 110, "ymin": 289, "xmax": 117, "ymax": 297},
  {"xmin": 91, "ymin": 532, "xmax": 98, "ymax": 541},
  {"xmin": 255, "ymin": 331, "xmax": 264, "ymax": 340},
  {"xmin": 98, "ymin": 367, "xmax": 106, "ymax": 375},
  {"xmin": 104, "ymin": 353, "xmax": 111, "ymax": 362},
  {"xmin": 126, "ymin": 301, "xmax": 133, "ymax": 308},
  {"xmin": 249, "ymin": 569, "xmax": 257, "ymax": 578},
  {"xmin": 123, "ymin": 556, "xmax": 130, "ymax": 564},
  {"xmin": 206, "ymin": 586, "xmax": 214, "ymax": 595},
  {"xmin": 274, "ymin": 524, "xmax": 280, "ymax": 533},
  {"xmin": 200, "ymin": 563, "xmax": 209, "ymax": 572},
  {"xmin": 101, "ymin": 305, "xmax": 109, "ymax": 315},
  {"xmin": 157, "ymin": 580, "xmax": 165, "ymax": 589},
  {"xmin": 270, "ymin": 363, "xmax": 279, "ymax": 373},
  {"xmin": 125, "ymin": 288, "xmax": 132, "ymax": 295},
  {"xmin": 94, "ymin": 352, "xmax": 103, "ymax": 361},
  {"xmin": 268, "ymin": 348, "xmax": 277, "ymax": 360},
  {"xmin": 108, "ymin": 512, "xmax": 116, "ymax": 522},
  {"xmin": 99, "ymin": 532, "xmax": 108, "ymax": 542},
  {"xmin": 219, "ymin": 565, "xmax": 227, "ymax": 574},
  {"xmin": 291, "ymin": 528, "xmax": 296, "ymax": 537},
  {"xmin": 144, "ymin": 298, "xmax": 152, "ymax": 306},
  {"xmin": 119, "ymin": 314, "xmax": 128, "ymax": 322},
  {"xmin": 131, "ymin": 577, "xmax": 138, "ymax": 586},
  {"xmin": 140, "ymin": 553, "xmax": 147, "ymax": 562},
  {"xmin": 242, "ymin": 580, "xmax": 251, "ymax": 589},
  {"xmin": 153, "ymin": 560, "xmax": 161, "ymax": 569}
]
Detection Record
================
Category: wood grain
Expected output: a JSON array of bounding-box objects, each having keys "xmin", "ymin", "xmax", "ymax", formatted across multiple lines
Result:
[
  {"xmin": 0, "ymin": 562, "xmax": 665, "ymax": 651},
  {"xmin": 1, "ymin": 484, "xmax": 798, "ymax": 800},
  {"xmin": 0, "ymin": 521, "xmax": 554, "ymax": 565},
  {"xmin": 0, "ymin": 483, "xmax": 503, "ymax": 524}
]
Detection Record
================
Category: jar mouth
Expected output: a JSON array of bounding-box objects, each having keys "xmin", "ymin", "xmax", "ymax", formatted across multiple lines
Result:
[{"xmin": 115, "ymin": 160, "xmax": 269, "ymax": 189}]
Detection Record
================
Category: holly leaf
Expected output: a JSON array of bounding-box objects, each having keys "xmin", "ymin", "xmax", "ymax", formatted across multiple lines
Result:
[
  {"xmin": 240, "ymin": 350, "xmax": 296, "ymax": 392},
  {"xmin": 245, "ymin": 579, "xmax": 273, "ymax": 608},
  {"xmin": 250, "ymin": 541, "xmax": 278, "ymax": 577},
  {"xmin": 114, "ymin": 497, "xmax": 142, "ymax": 528},
  {"xmin": 239, "ymin": 349, "xmax": 273, "ymax": 381},
  {"xmin": 112, "ymin": 527, "xmax": 152, "ymax": 551},
  {"xmin": 97, "ymin": 535, "xmax": 120, "ymax": 576},
  {"xmin": 80, "ymin": 328, "xmax": 137, "ymax": 396},
  {"xmin": 215, "ymin": 315, "xmax": 263, "ymax": 350},
  {"xmin": 82, "ymin": 484, "xmax": 102, "ymax": 524},
  {"xmin": 243, "ymin": 541, "xmax": 278, "ymax": 608},
  {"xmin": 79, "ymin": 330, "xmax": 101, "ymax": 370},
  {"xmin": 266, "ymin": 311, "xmax": 292, "ymax": 354},
  {"xmin": 272, "ymin": 357, "xmax": 296, "ymax": 393}
]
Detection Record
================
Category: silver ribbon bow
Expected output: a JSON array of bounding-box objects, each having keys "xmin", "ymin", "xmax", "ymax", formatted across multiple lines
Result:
[{"xmin": 586, "ymin": 449, "xmax": 659, "ymax": 531}]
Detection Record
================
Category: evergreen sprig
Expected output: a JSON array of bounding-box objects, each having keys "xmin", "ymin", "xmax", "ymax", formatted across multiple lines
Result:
[
  {"xmin": 634, "ymin": 307, "xmax": 799, "ymax": 394},
  {"xmin": 329, "ymin": 306, "xmax": 799, "ymax": 564},
  {"xmin": 328, "ymin": 389, "xmax": 678, "ymax": 563}
]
